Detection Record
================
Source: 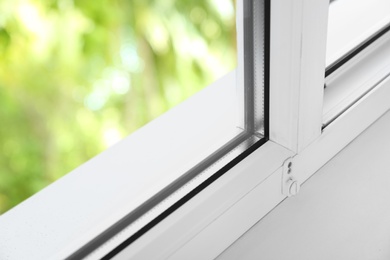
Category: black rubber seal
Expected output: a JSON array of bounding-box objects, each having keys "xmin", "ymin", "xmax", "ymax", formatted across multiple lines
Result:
[{"xmin": 264, "ymin": 0, "xmax": 270, "ymax": 138}]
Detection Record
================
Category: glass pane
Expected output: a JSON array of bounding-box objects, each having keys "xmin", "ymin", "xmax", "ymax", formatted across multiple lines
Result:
[
  {"xmin": 0, "ymin": 0, "xmax": 238, "ymax": 213},
  {"xmin": 326, "ymin": 0, "xmax": 390, "ymax": 69}
]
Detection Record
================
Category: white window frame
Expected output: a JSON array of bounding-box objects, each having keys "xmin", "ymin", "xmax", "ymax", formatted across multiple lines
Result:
[
  {"xmin": 114, "ymin": 0, "xmax": 330, "ymax": 258},
  {"xmin": 1, "ymin": 0, "xmax": 390, "ymax": 259},
  {"xmin": 112, "ymin": 0, "xmax": 390, "ymax": 259}
]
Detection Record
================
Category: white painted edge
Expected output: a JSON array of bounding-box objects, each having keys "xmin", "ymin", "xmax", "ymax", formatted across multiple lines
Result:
[
  {"xmin": 296, "ymin": 0, "xmax": 328, "ymax": 151},
  {"xmin": 269, "ymin": 0, "xmax": 302, "ymax": 151},
  {"xmin": 269, "ymin": 0, "xmax": 328, "ymax": 153}
]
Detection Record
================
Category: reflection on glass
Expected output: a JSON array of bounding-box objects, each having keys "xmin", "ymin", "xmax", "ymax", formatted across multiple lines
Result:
[
  {"xmin": 327, "ymin": 0, "xmax": 390, "ymax": 69},
  {"xmin": 0, "ymin": 0, "xmax": 236, "ymax": 213}
]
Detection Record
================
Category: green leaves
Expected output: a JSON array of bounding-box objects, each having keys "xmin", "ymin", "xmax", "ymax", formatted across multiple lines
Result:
[
  {"xmin": 0, "ymin": 0, "xmax": 236, "ymax": 214},
  {"xmin": 0, "ymin": 28, "xmax": 11, "ymax": 52}
]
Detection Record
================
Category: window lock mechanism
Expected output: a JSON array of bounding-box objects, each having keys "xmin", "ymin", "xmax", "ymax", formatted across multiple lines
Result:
[{"xmin": 282, "ymin": 158, "xmax": 300, "ymax": 197}]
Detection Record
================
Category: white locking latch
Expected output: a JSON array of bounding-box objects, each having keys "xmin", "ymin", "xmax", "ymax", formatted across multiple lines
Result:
[{"xmin": 282, "ymin": 158, "xmax": 300, "ymax": 197}]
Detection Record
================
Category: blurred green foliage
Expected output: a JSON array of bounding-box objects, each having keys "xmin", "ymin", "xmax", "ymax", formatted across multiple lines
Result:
[{"xmin": 0, "ymin": 0, "xmax": 236, "ymax": 213}]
